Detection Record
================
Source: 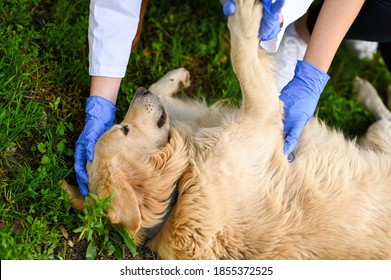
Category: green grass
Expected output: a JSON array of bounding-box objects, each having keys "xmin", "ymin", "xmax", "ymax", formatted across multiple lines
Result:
[{"xmin": 0, "ymin": 0, "xmax": 390, "ymax": 260}]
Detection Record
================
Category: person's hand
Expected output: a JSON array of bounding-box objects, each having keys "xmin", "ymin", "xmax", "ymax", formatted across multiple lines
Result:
[
  {"xmin": 74, "ymin": 96, "xmax": 116, "ymax": 196},
  {"xmin": 222, "ymin": 0, "xmax": 285, "ymax": 41},
  {"xmin": 259, "ymin": 0, "xmax": 285, "ymax": 41},
  {"xmin": 279, "ymin": 60, "xmax": 330, "ymax": 156}
]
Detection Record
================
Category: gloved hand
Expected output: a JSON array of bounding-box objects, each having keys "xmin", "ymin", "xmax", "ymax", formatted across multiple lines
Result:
[
  {"xmin": 259, "ymin": 0, "xmax": 285, "ymax": 41},
  {"xmin": 74, "ymin": 96, "xmax": 116, "ymax": 196},
  {"xmin": 222, "ymin": 0, "xmax": 285, "ymax": 42},
  {"xmin": 280, "ymin": 60, "xmax": 330, "ymax": 156}
]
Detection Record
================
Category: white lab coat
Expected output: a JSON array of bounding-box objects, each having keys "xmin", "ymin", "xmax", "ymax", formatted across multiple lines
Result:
[{"xmin": 88, "ymin": 0, "xmax": 142, "ymax": 78}]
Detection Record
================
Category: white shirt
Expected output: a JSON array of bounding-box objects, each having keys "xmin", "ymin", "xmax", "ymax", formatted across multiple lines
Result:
[{"xmin": 88, "ymin": 0, "xmax": 142, "ymax": 78}]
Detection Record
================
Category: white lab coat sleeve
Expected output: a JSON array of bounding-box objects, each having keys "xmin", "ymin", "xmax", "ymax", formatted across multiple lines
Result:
[
  {"xmin": 88, "ymin": 0, "xmax": 142, "ymax": 78},
  {"xmin": 260, "ymin": 0, "xmax": 314, "ymax": 53}
]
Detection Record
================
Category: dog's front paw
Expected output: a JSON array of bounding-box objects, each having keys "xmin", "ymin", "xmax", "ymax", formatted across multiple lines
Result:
[
  {"xmin": 149, "ymin": 68, "xmax": 191, "ymax": 98},
  {"xmin": 163, "ymin": 68, "xmax": 191, "ymax": 90},
  {"xmin": 228, "ymin": 0, "xmax": 263, "ymax": 45}
]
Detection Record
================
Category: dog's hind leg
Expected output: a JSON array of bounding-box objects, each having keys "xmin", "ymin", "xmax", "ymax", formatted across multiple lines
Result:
[
  {"xmin": 358, "ymin": 118, "xmax": 391, "ymax": 154},
  {"xmin": 354, "ymin": 77, "xmax": 391, "ymax": 153},
  {"xmin": 227, "ymin": 0, "xmax": 282, "ymax": 122},
  {"xmin": 353, "ymin": 77, "xmax": 391, "ymax": 121}
]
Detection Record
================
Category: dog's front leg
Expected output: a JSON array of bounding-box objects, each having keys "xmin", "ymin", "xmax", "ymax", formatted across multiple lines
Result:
[
  {"xmin": 228, "ymin": 0, "xmax": 281, "ymax": 122},
  {"xmin": 149, "ymin": 68, "xmax": 223, "ymax": 128},
  {"xmin": 148, "ymin": 68, "xmax": 203, "ymax": 122}
]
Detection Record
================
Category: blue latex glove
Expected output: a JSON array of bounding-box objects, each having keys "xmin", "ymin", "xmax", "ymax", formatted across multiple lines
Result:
[
  {"xmin": 280, "ymin": 60, "xmax": 330, "ymax": 156},
  {"xmin": 74, "ymin": 96, "xmax": 116, "ymax": 196},
  {"xmin": 259, "ymin": 0, "xmax": 285, "ymax": 41},
  {"xmin": 223, "ymin": 0, "xmax": 236, "ymax": 16},
  {"xmin": 222, "ymin": 0, "xmax": 285, "ymax": 41}
]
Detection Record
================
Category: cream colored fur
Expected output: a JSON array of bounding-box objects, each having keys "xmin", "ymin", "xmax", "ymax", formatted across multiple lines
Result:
[{"xmin": 63, "ymin": 0, "xmax": 391, "ymax": 259}]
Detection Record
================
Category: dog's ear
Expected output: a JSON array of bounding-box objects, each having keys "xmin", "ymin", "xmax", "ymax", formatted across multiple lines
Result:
[
  {"xmin": 61, "ymin": 181, "xmax": 86, "ymax": 211},
  {"xmin": 106, "ymin": 171, "xmax": 142, "ymax": 233}
]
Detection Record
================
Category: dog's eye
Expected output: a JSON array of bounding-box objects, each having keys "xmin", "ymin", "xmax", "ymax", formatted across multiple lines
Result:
[
  {"xmin": 121, "ymin": 125, "xmax": 129, "ymax": 136},
  {"xmin": 157, "ymin": 107, "xmax": 167, "ymax": 129},
  {"xmin": 157, "ymin": 115, "xmax": 165, "ymax": 129}
]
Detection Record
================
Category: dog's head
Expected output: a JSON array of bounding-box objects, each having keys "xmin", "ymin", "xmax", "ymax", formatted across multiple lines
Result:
[
  {"xmin": 95, "ymin": 87, "xmax": 170, "ymax": 161},
  {"xmin": 66, "ymin": 87, "xmax": 190, "ymax": 244}
]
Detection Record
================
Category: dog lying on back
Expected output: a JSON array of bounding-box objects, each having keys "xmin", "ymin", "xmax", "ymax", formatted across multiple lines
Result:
[{"xmin": 63, "ymin": 0, "xmax": 391, "ymax": 259}]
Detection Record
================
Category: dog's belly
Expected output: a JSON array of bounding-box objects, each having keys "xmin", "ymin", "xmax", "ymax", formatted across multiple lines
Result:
[{"xmin": 189, "ymin": 119, "xmax": 391, "ymax": 259}]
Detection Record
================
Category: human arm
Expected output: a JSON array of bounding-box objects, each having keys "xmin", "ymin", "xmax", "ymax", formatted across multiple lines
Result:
[
  {"xmin": 280, "ymin": 0, "xmax": 366, "ymax": 156},
  {"xmin": 304, "ymin": 0, "xmax": 365, "ymax": 72},
  {"xmin": 90, "ymin": 76, "xmax": 121, "ymax": 104},
  {"xmin": 74, "ymin": 0, "xmax": 142, "ymax": 196},
  {"xmin": 88, "ymin": 0, "xmax": 142, "ymax": 78}
]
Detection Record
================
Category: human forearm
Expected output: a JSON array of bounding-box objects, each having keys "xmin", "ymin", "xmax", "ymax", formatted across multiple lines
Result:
[
  {"xmin": 90, "ymin": 76, "xmax": 121, "ymax": 104},
  {"xmin": 304, "ymin": 0, "xmax": 365, "ymax": 72}
]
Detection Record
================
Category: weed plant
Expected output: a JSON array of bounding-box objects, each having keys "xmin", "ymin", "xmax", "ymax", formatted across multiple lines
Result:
[{"xmin": 0, "ymin": 0, "xmax": 390, "ymax": 260}]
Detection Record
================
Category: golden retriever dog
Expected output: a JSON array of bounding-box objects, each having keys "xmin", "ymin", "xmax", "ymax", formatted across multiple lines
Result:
[{"xmin": 63, "ymin": 0, "xmax": 391, "ymax": 259}]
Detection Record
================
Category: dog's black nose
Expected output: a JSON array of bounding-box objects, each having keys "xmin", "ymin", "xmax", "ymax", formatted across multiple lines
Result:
[{"xmin": 135, "ymin": 87, "xmax": 149, "ymax": 96}]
